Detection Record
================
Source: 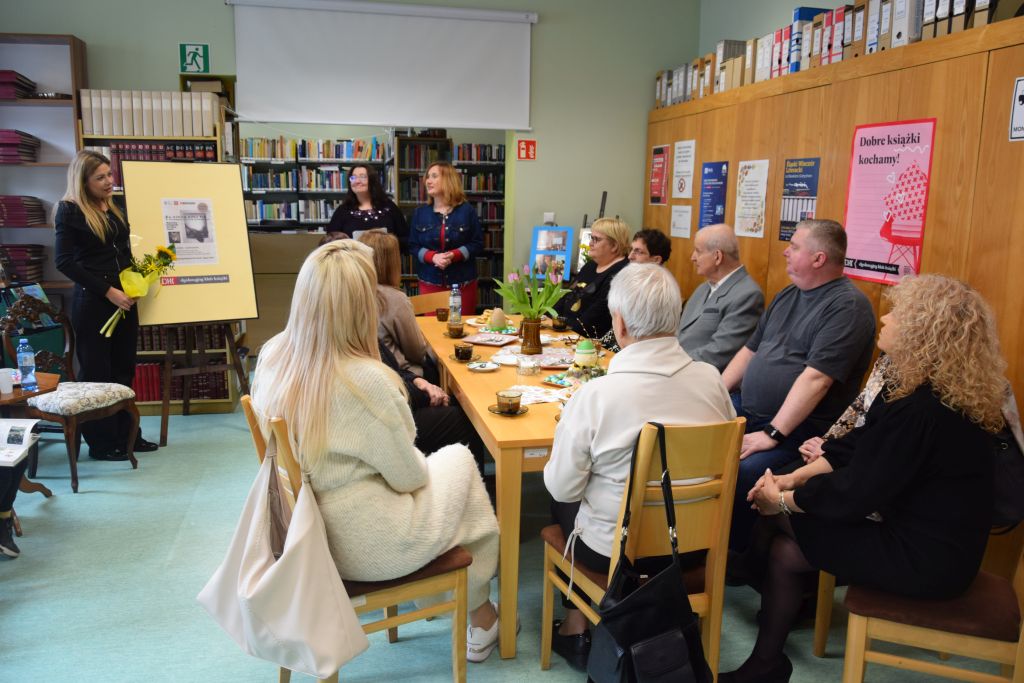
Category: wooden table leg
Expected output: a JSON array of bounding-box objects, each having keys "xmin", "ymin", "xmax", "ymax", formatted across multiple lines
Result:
[
  {"xmin": 18, "ymin": 474, "xmax": 52, "ymax": 498},
  {"xmin": 495, "ymin": 446, "xmax": 524, "ymax": 659}
]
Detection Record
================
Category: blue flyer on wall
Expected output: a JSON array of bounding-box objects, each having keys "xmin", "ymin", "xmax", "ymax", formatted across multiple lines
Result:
[
  {"xmin": 699, "ymin": 161, "xmax": 728, "ymax": 228},
  {"xmin": 779, "ymin": 157, "xmax": 820, "ymax": 241}
]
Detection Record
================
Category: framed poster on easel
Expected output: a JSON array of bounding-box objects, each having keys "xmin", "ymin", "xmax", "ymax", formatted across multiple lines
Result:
[
  {"xmin": 529, "ymin": 225, "xmax": 574, "ymax": 281},
  {"xmin": 121, "ymin": 161, "xmax": 257, "ymax": 444}
]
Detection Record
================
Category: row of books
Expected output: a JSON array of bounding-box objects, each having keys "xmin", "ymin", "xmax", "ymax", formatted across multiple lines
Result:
[
  {"xmin": 242, "ymin": 168, "xmax": 298, "ymax": 192},
  {"xmin": 469, "ymin": 201, "xmax": 504, "ymax": 221},
  {"xmin": 396, "ymin": 144, "xmax": 447, "ymax": 171},
  {"xmin": 0, "ymin": 244, "xmax": 45, "ymax": 282},
  {"xmin": 460, "ymin": 171, "xmax": 505, "ymax": 193},
  {"xmin": 242, "ymin": 167, "xmax": 351, "ymax": 193},
  {"xmin": 296, "ymin": 137, "xmax": 389, "ymax": 163},
  {"xmin": 240, "ymin": 136, "xmax": 298, "ymax": 161},
  {"xmin": 655, "ymin": 1, "xmax": 996, "ymax": 108},
  {"xmin": 482, "ymin": 229, "xmax": 505, "ymax": 250},
  {"xmin": 396, "ymin": 177, "xmax": 429, "ymax": 204},
  {"xmin": 131, "ymin": 362, "xmax": 230, "ymax": 402},
  {"xmin": 453, "ymin": 143, "xmax": 506, "ymax": 162},
  {"xmin": 0, "ymin": 70, "xmax": 36, "ymax": 99},
  {"xmin": 80, "ymin": 89, "xmax": 219, "ymax": 138},
  {"xmin": 474, "ymin": 256, "xmax": 503, "ymax": 278},
  {"xmin": 0, "ymin": 196, "xmax": 46, "ymax": 227},
  {"xmin": 84, "ymin": 142, "xmax": 217, "ymax": 189},
  {"xmin": 0, "ymin": 129, "xmax": 40, "ymax": 164},
  {"xmin": 136, "ymin": 324, "xmax": 228, "ymax": 352},
  {"xmin": 244, "ymin": 200, "xmax": 300, "ymax": 222}
]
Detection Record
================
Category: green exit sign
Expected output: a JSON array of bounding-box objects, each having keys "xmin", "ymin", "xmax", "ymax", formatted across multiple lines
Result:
[{"xmin": 179, "ymin": 43, "xmax": 210, "ymax": 73}]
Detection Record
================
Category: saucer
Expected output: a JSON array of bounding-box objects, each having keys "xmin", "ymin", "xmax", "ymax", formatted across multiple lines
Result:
[
  {"xmin": 443, "ymin": 331, "xmax": 467, "ymax": 339},
  {"xmin": 467, "ymin": 361, "xmax": 500, "ymax": 372},
  {"xmin": 487, "ymin": 404, "xmax": 528, "ymax": 416},
  {"xmin": 449, "ymin": 353, "xmax": 481, "ymax": 363}
]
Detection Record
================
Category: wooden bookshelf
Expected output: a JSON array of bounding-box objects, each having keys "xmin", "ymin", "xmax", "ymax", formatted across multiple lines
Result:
[
  {"xmin": 0, "ymin": 33, "xmax": 86, "ymax": 288},
  {"xmin": 453, "ymin": 144, "xmax": 506, "ymax": 312}
]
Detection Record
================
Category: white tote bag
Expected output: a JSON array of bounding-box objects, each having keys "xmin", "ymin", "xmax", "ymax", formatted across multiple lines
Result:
[{"xmin": 197, "ymin": 434, "xmax": 369, "ymax": 678}]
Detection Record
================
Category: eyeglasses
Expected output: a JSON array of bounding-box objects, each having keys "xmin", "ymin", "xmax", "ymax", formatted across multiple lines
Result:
[
  {"xmin": 629, "ymin": 247, "xmax": 649, "ymax": 256},
  {"xmin": 349, "ymin": 175, "xmax": 368, "ymax": 183},
  {"xmin": 590, "ymin": 234, "xmax": 606, "ymax": 244}
]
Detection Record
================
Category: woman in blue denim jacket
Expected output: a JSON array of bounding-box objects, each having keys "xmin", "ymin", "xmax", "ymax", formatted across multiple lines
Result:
[{"xmin": 408, "ymin": 161, "xmax": 483, "ymax": 315}]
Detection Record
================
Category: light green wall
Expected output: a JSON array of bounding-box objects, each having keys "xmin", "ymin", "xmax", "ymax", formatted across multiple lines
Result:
[
  {"xmin": 698, "ymin": 0, "xmax": 823, "ymax": 55},
  {"xmin": 7, "ymin": 0, "xmax": 701, "ymax": 270}
]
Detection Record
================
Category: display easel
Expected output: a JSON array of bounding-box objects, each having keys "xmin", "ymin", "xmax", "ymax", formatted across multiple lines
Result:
[{"xmin": 158, "ymin": 321, "xmax": 250, "ymax": 446}]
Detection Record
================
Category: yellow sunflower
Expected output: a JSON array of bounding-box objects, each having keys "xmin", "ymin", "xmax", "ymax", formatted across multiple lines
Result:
[{"xmin": 156, "ymin": 245, "xmax": 177, "ymax": 261}]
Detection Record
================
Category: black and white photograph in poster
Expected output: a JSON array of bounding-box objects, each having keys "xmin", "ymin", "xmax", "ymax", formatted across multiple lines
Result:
[
  {"xmin": 162, "ymin": 198, "xmax": 219, "ymax": 265},
  {"xmin": 779, "ymin": 157, "xmax": 820, "ymax": 241}
]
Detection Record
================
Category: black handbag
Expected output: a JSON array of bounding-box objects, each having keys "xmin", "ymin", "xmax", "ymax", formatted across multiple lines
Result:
[
  {"xmin": 992, "ymin": 426, "xmax": 1024, "ymax": 531},
  {"xmin": 586, "ymin": 422, "xmax": 713, "ymax": 683}
]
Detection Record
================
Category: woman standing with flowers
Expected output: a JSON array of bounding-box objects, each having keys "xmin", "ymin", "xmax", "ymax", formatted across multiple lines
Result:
[
  {"xmin": 409, "ymin": 161, "xmax": 483, "ymax": 315},
  {"xmin": 54, "ymin": 150, "xmax": 159, "ymax": 460}
]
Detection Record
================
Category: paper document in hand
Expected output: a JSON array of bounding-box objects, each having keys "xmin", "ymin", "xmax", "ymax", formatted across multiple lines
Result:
[{"xmin": 0, "ymin": 419, "xmax": 40, "ymax": 467}]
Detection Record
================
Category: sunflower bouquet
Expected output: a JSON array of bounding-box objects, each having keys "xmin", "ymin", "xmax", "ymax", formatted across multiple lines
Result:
[{"xmin": 100, "ymin": 244, "xmax": 177, "ymax": 337}]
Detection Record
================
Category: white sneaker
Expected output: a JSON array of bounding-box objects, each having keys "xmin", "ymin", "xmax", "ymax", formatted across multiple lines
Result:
[{"xmin": 466, "ymin": 602, "xmax": 500, "ymax": 663}]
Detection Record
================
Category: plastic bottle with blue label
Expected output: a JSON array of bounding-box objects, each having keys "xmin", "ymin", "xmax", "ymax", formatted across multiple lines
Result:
[{"xmin": 16, "ymin": 338, "xmax": 37, "ymax": 391}]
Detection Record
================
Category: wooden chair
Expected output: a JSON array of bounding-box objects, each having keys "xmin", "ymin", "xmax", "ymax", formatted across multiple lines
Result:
[
  {"xmin": 238, "ymin": 396, "xmax": 471, "ymax": 682},
  {"xmin": 410, "ymin": 290, "xmax": 450, "ymax": 316},
  {"xmin": 814, "ymin": 526, "xmax": 1024, "ymax": 658},
  {"xmin": 841, "ymin": 544, "xmax": 1024, "ymax": 683},
  {"xmin": 539, "ymin": 418, "xmax": 745, "ymax": 677},
  {"xmin": 0, "ymin": 295, "xmax": 139, "ymax": 492}
]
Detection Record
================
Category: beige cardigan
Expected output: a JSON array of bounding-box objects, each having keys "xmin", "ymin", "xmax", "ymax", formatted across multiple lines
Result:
[{"xmin": 377, "ymin": 285, "xmax": 428, "ymax": 377}]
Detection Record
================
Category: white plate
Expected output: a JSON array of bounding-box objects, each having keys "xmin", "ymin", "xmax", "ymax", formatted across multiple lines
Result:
[
  {"xmin": 491, "ymin": 354, "xmax": 518, "ymax": 366},
  {"xmin": 467, "ymin": 361, "xmax": 500, "ymax": 372}
]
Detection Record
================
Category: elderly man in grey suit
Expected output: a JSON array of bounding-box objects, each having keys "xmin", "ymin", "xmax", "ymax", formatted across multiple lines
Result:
[{"xmin": 677, "ymin": 223, "xmax": 764, "ymax": 371}]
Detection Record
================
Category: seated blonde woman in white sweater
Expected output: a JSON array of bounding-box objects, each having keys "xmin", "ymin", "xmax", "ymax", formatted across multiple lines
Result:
[{"xmin": 250, "ymin": 240, "xmax": 502, "ymax": 662}]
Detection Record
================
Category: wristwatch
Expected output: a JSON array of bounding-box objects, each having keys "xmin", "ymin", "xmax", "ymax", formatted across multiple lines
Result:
[{"xmin": 763, "ymin": 424, "xmax": 786, "ymax": 442}]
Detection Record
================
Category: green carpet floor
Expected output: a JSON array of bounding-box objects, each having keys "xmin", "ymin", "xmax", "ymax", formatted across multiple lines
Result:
[{"xmin": 0, "ymin": 410, "xmax": 1002, "ymax": 681}]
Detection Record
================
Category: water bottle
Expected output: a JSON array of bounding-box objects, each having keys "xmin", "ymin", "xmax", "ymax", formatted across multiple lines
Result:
[
  {"xmin": 449, "ymin": 284, "xmax": 462, "ymax": 325},
  {"xmin": 16, "ymin": 338, "xmax": 37, "ymax": 391}
]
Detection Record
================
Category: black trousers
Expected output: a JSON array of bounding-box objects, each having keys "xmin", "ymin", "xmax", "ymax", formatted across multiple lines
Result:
[
  {"xmin": 0, "ymin": 458, "xmax": 29, "ymax": 512},
  {"xmin": 71, "ymin": 286, "xmax": 139, "ymax": 452},
  {"xmin": 414, "ymin": 400, "xmax": 487, "ymax": 474}
]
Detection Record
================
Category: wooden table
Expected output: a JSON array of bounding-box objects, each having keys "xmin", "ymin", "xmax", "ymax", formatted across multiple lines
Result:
[
  {"xmin": 1, "ymin": 372, "xmax": 61, "ymax": 499},
  {"xmin": 418, "ymin": 317, "xmax": 594, "ymax": 659}
]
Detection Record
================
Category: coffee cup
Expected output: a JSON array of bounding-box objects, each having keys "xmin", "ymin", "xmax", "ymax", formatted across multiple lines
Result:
[
  {"xmin": 435, "ymin": 307, "xmax": 450, "ymax": 322},
  {"xmin": 552, "ymin": 316, "xmax": 568, "ymax": 332},
  {"xmin": 496, "ymin": 390, "xmax": 523, "ymax": 414},
  {"xmin": 454, "ymin": 342, "xmax": 474, "ymax": 361},
  {"xmin": 447, "ymin": 322, "xmax": 464, "ymax": 338}
]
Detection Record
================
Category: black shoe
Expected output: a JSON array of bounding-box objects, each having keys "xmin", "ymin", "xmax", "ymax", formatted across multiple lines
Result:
[
  {"xmin": 0, "ymin": 516, "xmax": 20, "ymax": 558},
  {"xmin": 89, "ymin": 447, "xmax": 130, "ymax": 462},
  {"xmin": 132, "ymin": 436, "xmax": 159, "ymax": 453},
  {"xmin": 719, "ymin": 654, "xmax": 793, "ymax": 683},
  {"xmin": 551, "ymin": 620, "xmax": 591, "ymax": 673}
]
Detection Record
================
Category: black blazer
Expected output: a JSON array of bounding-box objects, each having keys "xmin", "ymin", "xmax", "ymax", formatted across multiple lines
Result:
[{"xmin": 54, "ymin": 201, "xmax": 133, "ymax": 297}]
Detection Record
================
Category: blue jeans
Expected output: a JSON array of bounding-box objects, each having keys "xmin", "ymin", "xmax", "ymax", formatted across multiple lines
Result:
[{"xmin": 729, "ymin": 393, "xmax": 819, "ymax": 552}]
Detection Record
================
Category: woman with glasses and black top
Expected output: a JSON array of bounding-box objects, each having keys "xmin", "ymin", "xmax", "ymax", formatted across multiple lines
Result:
[
  {"xmin": 326, "ymin": 164, "xmax": 408, "ymax": 247},
  {"xmin": 552, "ymin": 217, "xmax": 631, "ymax": 339},
  {"xmin": 54, "ymin": 150, "xmax": 159, "ymax": 461},
  {"xmin": 408, "ymin": 161, "xmax": 484, "ymax": 316}
]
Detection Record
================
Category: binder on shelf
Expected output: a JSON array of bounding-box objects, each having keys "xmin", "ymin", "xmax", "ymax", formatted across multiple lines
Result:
[
  {"xmin": 714, "ymin": 39, "xmax": 746, "ymax": 92},
  {"xmin": 970, "ymin": 0, "xmax": 993, "ymax": 26},
  {"xmin": 180, "ymin": 91, "xmax": 193, "ymax": 136},
  {"xmin": 191, "ymin": 92, "xmax": 203, "ymax": 137},
  {"xmin": 744, "ymin": 39, "xmax": 755, "ymax": 85},
  {"xmin": 160, "ymin": 91, "xmax": 173, "ymax": 136},
  {"xmin": 850, "ymin": 0, "xmax": 869, "ymax": 57},
  {"xmin": 866, "ymin": 0, "xmax": 882, "ymax": 53},
  {"xmin": 142, "ymin": 91, "xmax": 155, "ymax": 136},
  {"xmin": 689, "ymin": 58, "xmax": 700, "ymax": 99},
  {"xmin": 892, "ymin": 0, "xmax": 925, "ymax": 46},
  {"xmin": 170, "ymin": 91, "xmax": 184, "ymax": 137},
  {"xmin": 769, "ymin": 27, "xmax": 782, "ymax": 78},
  {"xmin": 801, "ymin": 22, "xmax": 814, "ymax": 69},
  {"xmin": 110, "ymin": 90, "xmax": 123, "ymax": 135},
  {"xmin": 832, "ymin": 5, "xmax": 853, "ymax": 62},
  {"xmin": 821, "ymin": 11, "xmax": 834, "ymax": 65},
  {"xmin": 98, "ymin": 89, "xmax": 113, "ymax": 135},
  {"xmin": 131, "ymin": 91, "xmax": 143, "ymax": 136},
  {"xmin": 935, "ymin": 0, "xmax": 952, "ymax": 37},
  {"xmin": 80, "ymin": 89, "xmax": 93, "ymax": 135},
  {"xmin": 950, "ymin": 0, "xmax": 969, "ymax": 31},
  {"xmin": 201, "ymin": 92, "xmax": 215, "ymax": 137},
  {"xmin": 755, "ymin": 33, "xmax": 773, "ymax": 82},
  {"xmin": 702, "ymin": 53, "xmax": 715, "ymax": 97},
  {"xmin": 90, "ymin": 89, "xmax": 103, "ymax": 136},
  {"xmin": 810, "ymin": 14, "xmax": 825, "ymax": 67},
  {"xmin": 922, "ymin": 0, "xmax": 938, "ymax": 38},
  {"xmin": 878, "ymin": 0, "xmax": 894, "ymax": 49},
  {"xmin": 120, "ymin": 90, "xmax": 133, "ymax": 136}
]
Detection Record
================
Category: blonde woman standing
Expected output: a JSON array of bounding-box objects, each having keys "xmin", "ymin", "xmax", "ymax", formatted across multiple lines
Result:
[
  {"xmin": 250, "ymin": 240, "xmax": 503, "ymax": 662},
  {"xmin": 54, "ymin": 150, "xmax": 158, "ymax": 460}
]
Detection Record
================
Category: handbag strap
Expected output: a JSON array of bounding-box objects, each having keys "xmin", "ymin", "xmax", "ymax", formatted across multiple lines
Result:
[{"xmin": 617, "ymin": 421, "xmax": 681, "ymax": 565}]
